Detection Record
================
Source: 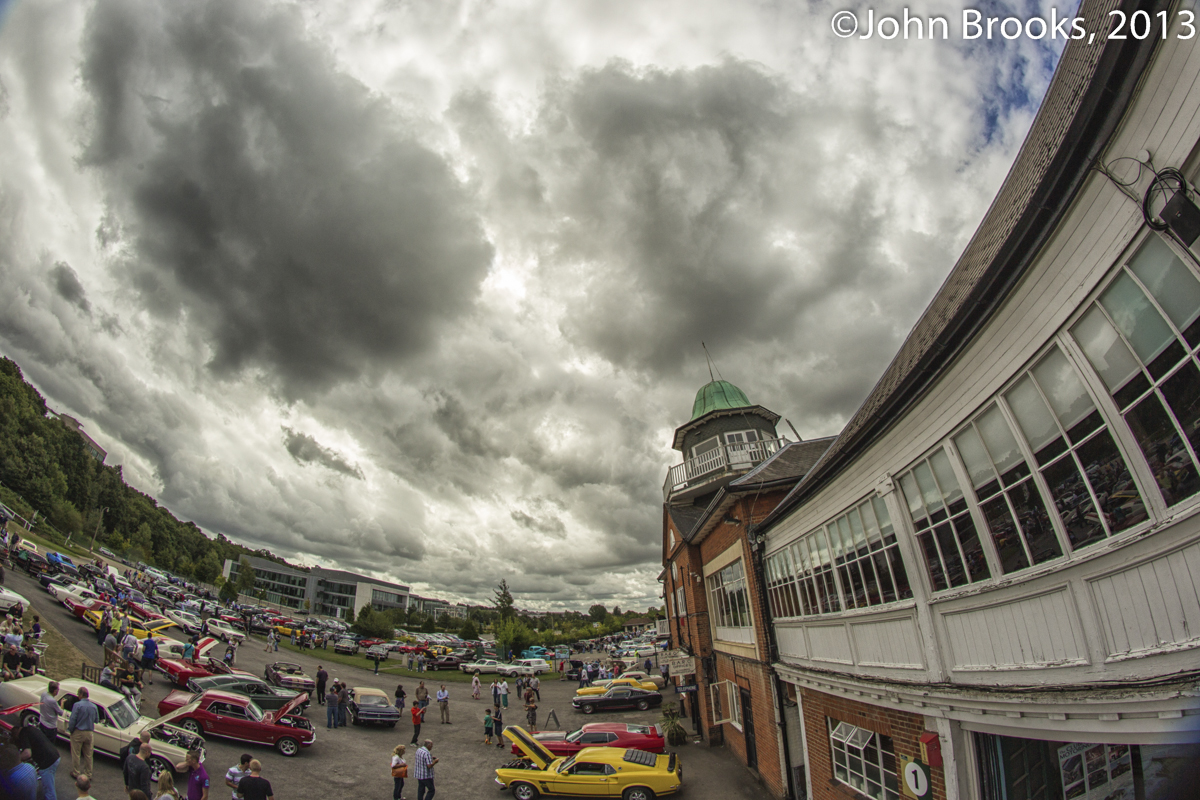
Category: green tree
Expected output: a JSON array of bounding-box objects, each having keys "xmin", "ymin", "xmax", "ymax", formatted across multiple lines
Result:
[
  {"xmin": 421, "ymin": 615, "xmax": 436, "ymax": 633},
  {"xmin": 219, "ymin": 579, "xmax": 239, "ymax": 602},
  {"xmin": 612, "ymin": 605, "xmax": 621, "ymax": 616},
  {"xmin": 494, "ymin": 580, "xmax": 515, "ymax": 621},
  {"xmin": 234, "ymin": 557, "xmax": 256, "ymax": 595},
  {"xmin": 194, "ymin": 551, "xmax": 222, "ymax": 584},
  {"xmin": 495, "ymin": 617, "xmax": 536, "ymax": 661},
  {"xmin": 460, "ymin": 620, "xmax": 479, "ymax": 641},
  {"xmin": 352, "ymin": 605, "xmax": 393, "ymax": 638},
  {"xmin": 588, "ymin": 604, "xmax": 607, "ymax": 622},
  {"xmin": 345, "ymin": 605, "xmax": 356, "ymax": 625}
]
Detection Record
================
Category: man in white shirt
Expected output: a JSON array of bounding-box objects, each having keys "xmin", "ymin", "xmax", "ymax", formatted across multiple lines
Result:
[
  {"xmin": 225, "ymin": 753, "xmax": 252, "ymax": 799},
  {"xmin": 436, "ymin": 685, "xmax": 450, "ymax": 724},
  {"xmin": 499, "ymin": 679, "xmax": 509, "ymax": 708}
]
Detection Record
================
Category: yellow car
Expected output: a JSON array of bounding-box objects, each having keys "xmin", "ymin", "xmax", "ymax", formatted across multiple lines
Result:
[
  {"xmin": 84, "ymin": 610, "xmax": 176, "ymax": 640},
  {"xmin": 575, "ymin": 677, "xmax": 659, "ymax": 697},
  {"xmin": 497, "ymin": 726, "xmax": 681, "ymax": 800}
]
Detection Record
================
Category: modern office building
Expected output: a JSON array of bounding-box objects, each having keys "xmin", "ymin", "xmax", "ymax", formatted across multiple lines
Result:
[
  {"xmin": 223, "ymin": 556, "xmax": 411, "ymax": 618},
  {"xmin": 752, "ymin": 6, "xmax": 1200, "ymax": 799}
]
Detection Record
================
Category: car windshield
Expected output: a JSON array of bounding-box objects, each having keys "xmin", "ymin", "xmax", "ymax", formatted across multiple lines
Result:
[
  {"xmin": 245, "ymin": 701, "xmax": 265, "ymax": 722},
  {"xmin": 558, "ymin": 755, "xmax": 577, "ymax": 774},
  {"xmin": 107, "ymin": 697, "xmax": 140, "ymax": 730},
  {"xmin": 358, "ymin": 695, "xmax": 390, "ymax": 707},
  {"xmin": 565, "ymin": 729, "xmax": 583, "ymax": 742}
]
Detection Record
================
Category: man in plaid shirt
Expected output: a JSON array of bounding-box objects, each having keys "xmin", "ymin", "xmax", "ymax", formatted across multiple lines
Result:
[{"xmin": 414, "ymin": 739, "xmax": 438, "ymax": 800}]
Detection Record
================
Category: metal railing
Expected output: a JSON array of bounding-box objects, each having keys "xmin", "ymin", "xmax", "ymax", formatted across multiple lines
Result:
[{"xmin": 663, "ymin": 437, "xmax": 786, "ymax": 500}]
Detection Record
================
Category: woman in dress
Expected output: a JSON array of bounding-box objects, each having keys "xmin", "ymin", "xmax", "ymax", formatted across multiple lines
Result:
[
  {"xmin": 471, "ymin": 673, "xmax": 481, "ymax": 700},
  {"xmin": 395, "ymin": 684, "xmax": 407, "ymax": 712}
]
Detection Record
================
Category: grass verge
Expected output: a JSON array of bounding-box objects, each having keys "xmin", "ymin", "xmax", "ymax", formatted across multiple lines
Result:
[
  {"xmin": 20, "ymin": 607, "xmax": 96, "ymax": 681},
  {"xmin": 266, "ymin": 638, "xmax": 560, "ymax": 683}
]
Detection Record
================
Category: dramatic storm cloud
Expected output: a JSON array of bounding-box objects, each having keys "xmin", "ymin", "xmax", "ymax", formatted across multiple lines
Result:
[{"xmin": 0, "ymin": 0, "xmax": 1066, "ymax": 608}]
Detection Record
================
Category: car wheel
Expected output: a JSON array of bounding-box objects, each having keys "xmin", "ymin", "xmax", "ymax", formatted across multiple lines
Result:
[
  {"xmin": 388, "ymin": 721, "xmax": 397, "ymax": 728},
  {"xmin": 147, "ymin": 756, "xmax": 172, "ymax": 782},
  {"xmin": 18, "ymin": 710, "xmax": 39, "ymax": 729},
  {"xmin": 636, "ymin": 700, "xmax": 650, "ymax": 711},
  {"xmin": 180, "ymin": 719, "xmax": 203, "ymax": 736},
  {"xmin": 581, "ymin": 703, "xmax": 595, "ymax": 714},
  {"xmin": 623, "ymin": 788, "xmax": 655, "ymax": 800},
  {"xmin": 276, "ymin": 736, "xmax": 300, "ymax": 756},
  {"xmin": 511, "ymin": 781, "xmax": 539, "ymax": 800}
]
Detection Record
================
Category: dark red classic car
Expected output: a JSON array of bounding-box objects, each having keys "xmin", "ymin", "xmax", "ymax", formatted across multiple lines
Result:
[
  {"xmin": 509, "ymin": 722, "xmax": 665, "ymax": 756},
  {"xmin": 64, "ymin": 596, "xmax": 110, "ymax": 619},
  {"xmin": 158, "ymin": 638, "xmax": 253, "ymax": 688},
  {"xmin": 156, "ymin": 689, "xmax": 314, "ymax": 756}
]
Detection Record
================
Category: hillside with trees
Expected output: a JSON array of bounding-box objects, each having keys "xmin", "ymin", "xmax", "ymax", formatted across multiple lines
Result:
[{"xmin": 0, "ymin": 356, "xmax": 292, "ymax": 581}]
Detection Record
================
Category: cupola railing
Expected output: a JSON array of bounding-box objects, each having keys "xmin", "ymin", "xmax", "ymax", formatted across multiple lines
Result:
[{"xmin": 663, "ymin": 437, "xmax": 787, "ymax": 501}]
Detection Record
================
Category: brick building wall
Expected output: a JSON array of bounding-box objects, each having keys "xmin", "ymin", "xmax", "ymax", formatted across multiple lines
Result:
[{"xmin": 798, "ymin": 688, "xmax": 946, "ymax": 800}]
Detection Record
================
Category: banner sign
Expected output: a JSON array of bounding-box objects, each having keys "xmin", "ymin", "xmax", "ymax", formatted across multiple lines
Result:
[{"xmin": 674, "ymin": 684, "xmax": 698, "ymax": 693}]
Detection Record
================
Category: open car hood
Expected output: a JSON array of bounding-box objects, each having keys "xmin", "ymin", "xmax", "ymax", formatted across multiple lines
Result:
[
  {"xmin": 502, "ymin": 725, "xmax": 558, "ymax": 770},
  {"xmin": 194, "ymin": 637, "xmax": 220, "ymax": 658},
  {"xmin": 264, "ymin": 691, "xmax": 309, "ymax": 722}
]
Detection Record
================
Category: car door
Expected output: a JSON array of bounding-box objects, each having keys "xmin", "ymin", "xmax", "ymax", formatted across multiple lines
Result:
[
  {"xmin": 550, "ymin": 761, "xmax": 618, "ymax": 796},
  {"xmin": 606, "ymin": 689, "xmax": 634, "ymax": 710},
  {"xmin": 213, "ymin": 701, "xmax": 260, "ymax": 742}
]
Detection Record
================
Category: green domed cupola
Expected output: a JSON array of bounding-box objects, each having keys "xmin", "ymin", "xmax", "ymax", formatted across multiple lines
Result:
[{"xmin": 690, "ymin": 380, "xmax": 752, "ymax": 421}]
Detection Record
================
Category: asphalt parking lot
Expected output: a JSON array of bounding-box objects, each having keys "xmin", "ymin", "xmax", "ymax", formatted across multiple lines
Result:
[{"xmin": 4, "ymin": 568, "xmax": 767, "ymax": 800}]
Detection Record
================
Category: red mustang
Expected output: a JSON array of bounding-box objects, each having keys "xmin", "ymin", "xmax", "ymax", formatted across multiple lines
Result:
[
  {"xmin": 158, "ymin": 638, "xmax": 253, "ymax": 688},
  {"xmin": 510, "ymin": 722, "xmax": 666, "ymax": 756},
  {"xmin": 64, "ymin": 596, "xmax": 110, "ymax": 619},
  {"xmin": 127, "ymin": 600, "xmax": 169, "ymax": 623},
  {"xmin": 157, "ymin": 689, "xmax": 315, "ymax": 756}
]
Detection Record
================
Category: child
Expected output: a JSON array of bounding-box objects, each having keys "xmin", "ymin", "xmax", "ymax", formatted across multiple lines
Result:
[{"xmin": 483, "ymin": 707, "xmax": 494, "ymax": 745}]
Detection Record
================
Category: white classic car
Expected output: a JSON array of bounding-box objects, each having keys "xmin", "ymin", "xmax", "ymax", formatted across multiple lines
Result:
[{"xmin": 0, "ymin": 676, "xmax": 207, "ymax": 781}]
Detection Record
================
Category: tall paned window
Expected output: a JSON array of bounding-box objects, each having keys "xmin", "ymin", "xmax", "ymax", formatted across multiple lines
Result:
[
  {"xmin": 900, "ymin": 448, "xmax": 991, "ymax": 591},
  {"xmin": 954, "ymin": 405, "xmax": 1062, "ymax": 573},
  {"xmin": 1071, "ymin": 235, "xmax": 1200, "ymax": 508},
  {"xmin": 706, "ymin": 560, "xmax": 751, "ymax": 629},
  {"xmin": 1004, "ymin": 347, "xmax": 1148, "ymax": 549}
]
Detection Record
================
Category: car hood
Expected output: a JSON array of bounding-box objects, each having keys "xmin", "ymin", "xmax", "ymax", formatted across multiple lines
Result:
[
  {"xmin": 264, "ymin": 692, "xmax": 308, "ymax": 722},
  {"xmin": 502, "ymin": 725, "xmax": 558, "ymax": 770}
]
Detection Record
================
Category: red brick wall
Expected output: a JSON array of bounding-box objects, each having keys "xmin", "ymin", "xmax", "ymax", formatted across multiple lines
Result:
[
  {"xmin": 798, "ymin": 688, "xmax": 946, "ymax": 800},
  {"xmin": 713, "ymin": 652, "xmax": 788, "ymax": 797}
]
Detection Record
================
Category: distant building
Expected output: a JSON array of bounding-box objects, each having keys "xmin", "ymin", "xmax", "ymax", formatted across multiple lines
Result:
[
  {"xmin": 53, "ymin": 413, "xmax": 106, "ymax": 463},
  {"xmin": 622, "ymin": 617, "xmax": 654, "ymax": 633},
  {"xmin": 222, "ymin": 556, "xmax": 410, "ymax": 618}
]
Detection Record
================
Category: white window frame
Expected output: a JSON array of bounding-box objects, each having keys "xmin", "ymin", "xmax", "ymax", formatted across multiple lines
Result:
[
  {"xmin": 708, "ymin": 679, "xmax": 740, "ymax": 728},
  {"xmin": 828, "ymin": 719, "xmax": 899, "ymax": 800},
  {"xmin": 675, "ymin": 585, "xmax": 686, "ymax": 617},
  {"xmin": 706, "ymin": 559, "xmax": 754, "ymax": 643}
]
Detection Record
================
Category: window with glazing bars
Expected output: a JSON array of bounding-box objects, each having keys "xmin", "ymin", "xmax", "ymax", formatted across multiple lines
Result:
[
  {"xmin": 706, "ymin": 560, "xmax": 751, "ymax": 628},
  {"xmin": 1071, "ymin": 235, "xmax": 1200, "ymax": 510},
  {"xmin": 899, "ymin": 448, "xmax": 990, "ymax": 591},
  {"xmin": 828, "ymin": 719, "xmax": 899, "ymax": 800},
  {"xmin": 1003, "ymin": 346, "xmax": 1147, "ymax": 551},
  {"xmin": 764, "ymin": 496, "xmax": 911, "ymax": 617},
  {"xmin": 954, "ymin": 403, "xmax": 1064, "ymax": 574}
]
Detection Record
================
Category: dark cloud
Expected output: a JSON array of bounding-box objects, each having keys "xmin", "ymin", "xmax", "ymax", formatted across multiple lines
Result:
[
  {"xmin": 510, "ymin": 509, "xmax": 567, "ymax": 538},
  {"xmin": 79, "ymin": 0, "xmax": 493, "ymax": 396},
  {"xmin": 282, "ymin": 427, "xmax": 363, "ymax": 479},
  {"xmin": 49, "ymin": 262, "xmax": 90, "ymax": 312}
]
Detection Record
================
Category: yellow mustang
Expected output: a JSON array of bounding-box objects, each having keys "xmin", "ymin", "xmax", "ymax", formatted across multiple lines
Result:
[
  {"xmin": 575, "ymin": 677, "xmax": 659, "ymax": 697},
  {"xmin": 497, "ymin": 726, "xmax": 681, "ymax": 800},
  {"xmin": 84, "ymin": 610, "xmax": 176, "ymax": 640}
]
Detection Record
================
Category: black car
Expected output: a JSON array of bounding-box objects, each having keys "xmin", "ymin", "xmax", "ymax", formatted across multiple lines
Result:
[
  {"xmin": 186, "ymin": 675, "xmax": 310, "ymax": 713},
  {"xmin": 563, "ymin": 660, "xmax": 586, "ymax": 681},
  {"xmin": 14, "ymin": 549, "xmax": 50, "ymax": 577},
  {"xmin": 571, "ymin": 687, "xmax": 664, "ymax": 714}
]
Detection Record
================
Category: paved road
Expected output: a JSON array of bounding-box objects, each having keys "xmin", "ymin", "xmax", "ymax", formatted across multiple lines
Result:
[{"xmin": 4, "ymin": 568, "xmax": 767, "ymax": 800}]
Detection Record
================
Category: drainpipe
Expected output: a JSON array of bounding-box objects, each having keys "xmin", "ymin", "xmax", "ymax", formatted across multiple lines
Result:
[{"xmin": 749, "ymin": 519, "xmax": 797, "ymax": 800}]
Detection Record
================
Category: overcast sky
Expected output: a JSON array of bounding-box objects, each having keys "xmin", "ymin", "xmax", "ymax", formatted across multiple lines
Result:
[{"xmin": 0, "ymin": 0, "xmax": 1068, "ymax": 610}]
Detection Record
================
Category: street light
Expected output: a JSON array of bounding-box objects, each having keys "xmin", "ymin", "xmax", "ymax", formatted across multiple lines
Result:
[{"xmin": 89, "ymin": 507, "xmax": 109, "ymax": 553}]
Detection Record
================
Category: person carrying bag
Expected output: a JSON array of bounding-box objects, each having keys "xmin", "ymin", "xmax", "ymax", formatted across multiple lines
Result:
[{"xmin": 390, "ymin": 744, "xmax": 408, "ymax": 800}]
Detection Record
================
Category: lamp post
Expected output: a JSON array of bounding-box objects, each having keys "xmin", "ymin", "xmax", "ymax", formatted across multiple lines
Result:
[{"xmin": 89, "ymin": 507, "xmax": 109, "ymax": 553}]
